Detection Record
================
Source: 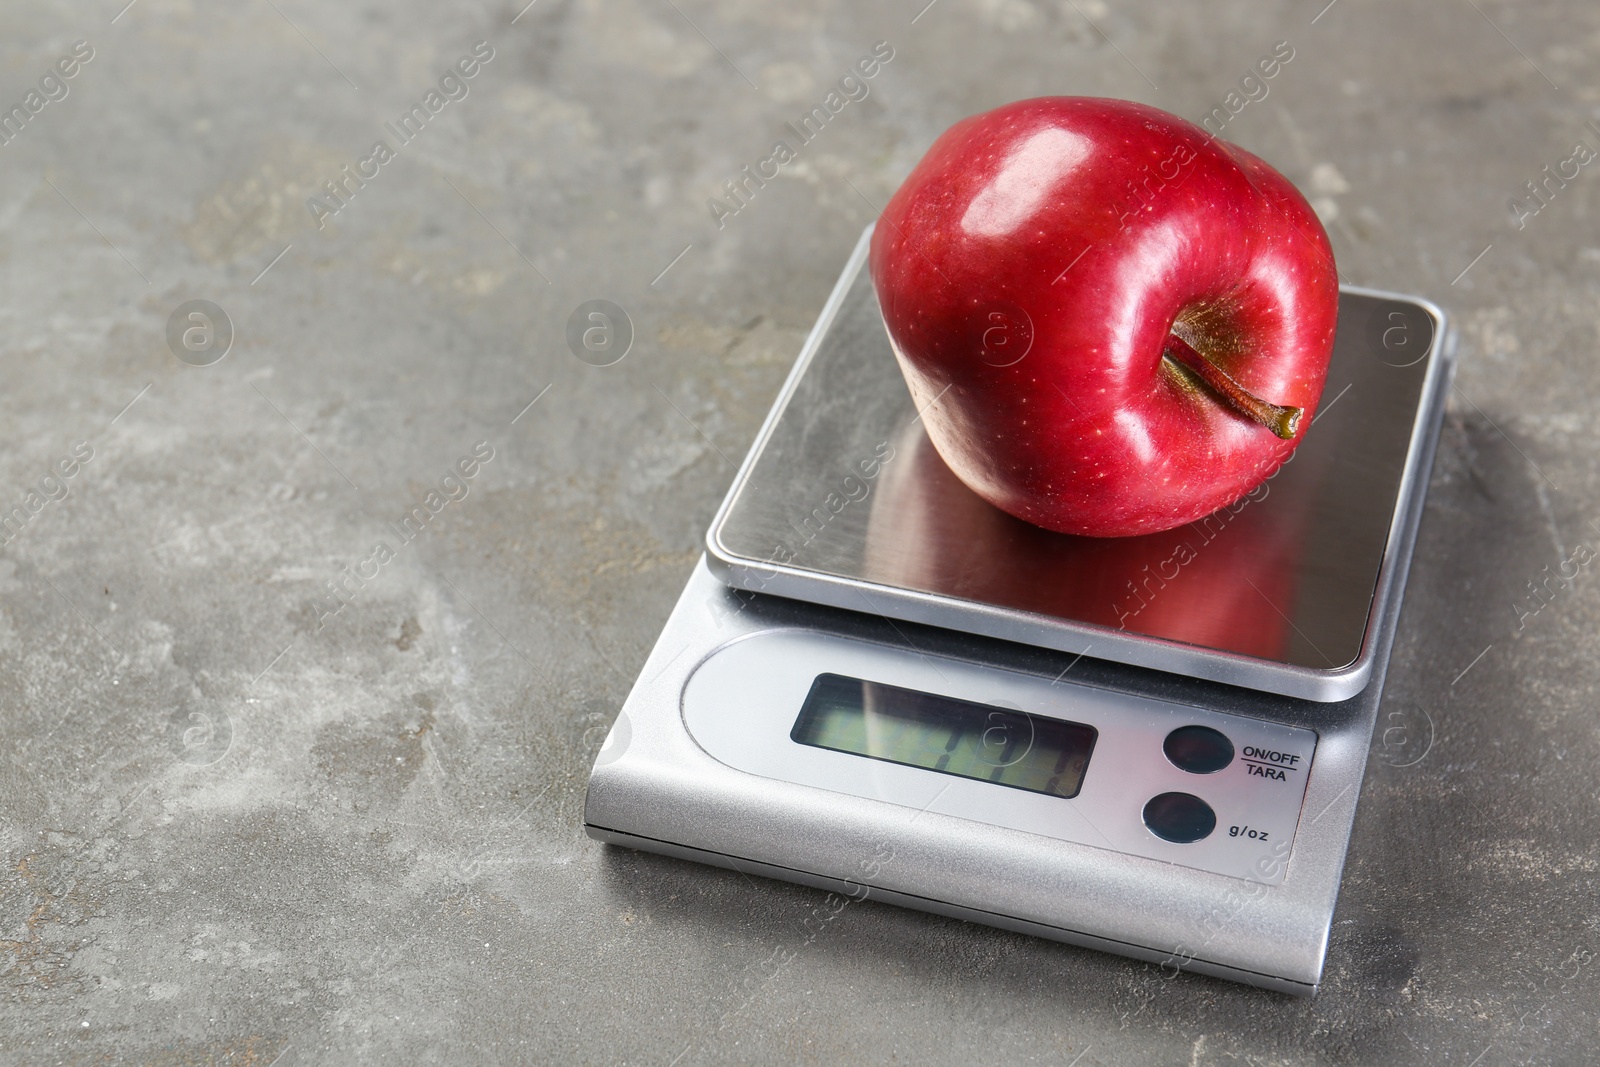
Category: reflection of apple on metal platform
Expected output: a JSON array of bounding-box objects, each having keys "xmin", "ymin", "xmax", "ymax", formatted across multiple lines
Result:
[{"xmin": 861, "ymin": 418, "xmax": 1313, "ymax": 665}]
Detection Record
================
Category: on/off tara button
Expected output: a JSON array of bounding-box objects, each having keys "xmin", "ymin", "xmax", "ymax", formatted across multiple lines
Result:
[{"xmin": 1163, "ymin": 724, "xmax": 1235, "ymax": 774}]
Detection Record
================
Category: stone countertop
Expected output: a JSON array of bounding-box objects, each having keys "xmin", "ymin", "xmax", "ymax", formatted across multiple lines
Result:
[{"xmin": 1, "ymin": 1, "xmax": 1596, "ymax": 1063}]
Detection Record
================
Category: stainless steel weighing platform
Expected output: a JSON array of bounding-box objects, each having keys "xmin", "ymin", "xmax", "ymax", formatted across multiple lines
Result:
[{"xmin": 585, "ymin": 227, "xmax": 1454, "ymax": 995}]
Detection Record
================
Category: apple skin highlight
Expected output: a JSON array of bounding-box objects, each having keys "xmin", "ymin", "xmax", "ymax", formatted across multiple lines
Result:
[{"xmin": 870, "ymin": 96, "xmax": 1339, "ymax": 538}]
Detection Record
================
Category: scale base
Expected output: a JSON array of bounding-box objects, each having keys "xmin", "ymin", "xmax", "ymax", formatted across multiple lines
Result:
[{"xmin": 589, "ymin": 826, "xmax": 1312, "ymax": 994}]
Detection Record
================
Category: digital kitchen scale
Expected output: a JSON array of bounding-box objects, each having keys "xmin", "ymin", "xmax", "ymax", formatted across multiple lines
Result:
[{"xmin": 585, "ymin": 227, "xmax": 1453, "ymax": 994}]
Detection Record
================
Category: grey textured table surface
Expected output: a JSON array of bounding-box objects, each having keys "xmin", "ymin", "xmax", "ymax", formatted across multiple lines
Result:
[{"xmin": 2, "ymin": 1, "xmax": 1597, "ymax": 1064}]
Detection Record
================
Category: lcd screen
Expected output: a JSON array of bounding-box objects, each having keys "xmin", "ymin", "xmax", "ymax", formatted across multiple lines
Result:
[{"xmin": 791, "ymin": 673, "xmax": 1097, "ymax": 799}]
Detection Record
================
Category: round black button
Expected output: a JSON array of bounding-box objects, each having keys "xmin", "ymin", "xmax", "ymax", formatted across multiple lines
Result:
[
  {"xmin": 1143, "ymin": 792, "xmax": 1217, "ymax": 844},
  {"xmin": 1163, "ymin": 725, "xmax": 1234, "ymax": 774}
]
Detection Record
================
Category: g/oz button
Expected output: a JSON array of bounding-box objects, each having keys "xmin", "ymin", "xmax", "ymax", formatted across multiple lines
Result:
[
  {"xmin": 1143, "ymin": 791, "xmax": 1217, "ymax": 843},
  {"xmin": 1164, "ymin": 724, "xmax": 1234, "ymax": 774}
]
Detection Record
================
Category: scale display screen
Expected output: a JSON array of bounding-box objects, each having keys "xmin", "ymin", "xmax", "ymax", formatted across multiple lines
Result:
[{"xmin": 791, "ymin": 674, "xmax": 1097, "ymax": 798}]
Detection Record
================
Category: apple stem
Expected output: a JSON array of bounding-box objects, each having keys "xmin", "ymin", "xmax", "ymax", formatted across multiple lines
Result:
[{"xmin": 1162, "ymin": 334, "xmax": 1303, "ymax": 440}]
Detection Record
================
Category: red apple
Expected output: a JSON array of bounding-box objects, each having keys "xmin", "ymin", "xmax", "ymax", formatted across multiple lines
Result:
[{"xmin": 870, "ymin": 97, "xmax": 1338, "ymax": 537}]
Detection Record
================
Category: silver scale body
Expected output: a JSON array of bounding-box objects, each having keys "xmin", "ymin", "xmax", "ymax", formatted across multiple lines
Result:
[{"xmin": 585, "ymin": 228, "xmax": 1454, "ymax": 995}]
